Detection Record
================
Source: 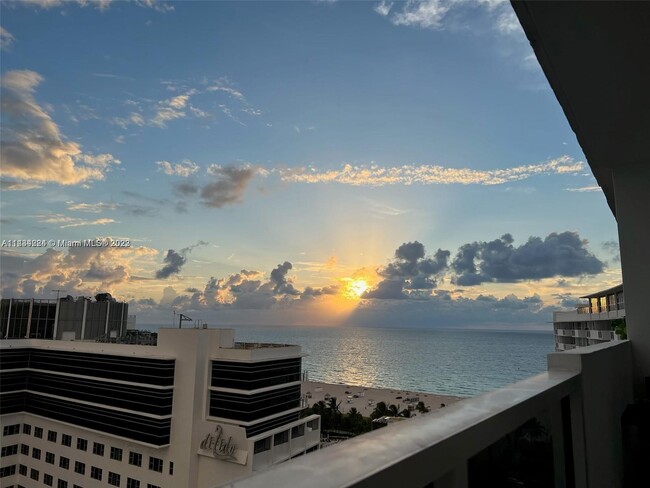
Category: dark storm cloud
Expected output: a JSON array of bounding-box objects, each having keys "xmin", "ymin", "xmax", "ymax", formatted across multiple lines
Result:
[
  {"xmin": 451, "ymin": 231, "xmax": 604, "ymax": 286},
  {"xmin": 154, "ymin": 240, "xmax": 209, "ymax": 279}
]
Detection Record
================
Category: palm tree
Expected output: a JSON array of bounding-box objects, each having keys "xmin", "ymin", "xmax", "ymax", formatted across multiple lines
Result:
[
  {"xmin": 416, "ymin": 401, "xmax": 430, "ymax": 413},
  {"xmin": 387, "ymin": 404, "xmax": 400, "ymax": 417},
  {"xmin": 370, "ymin": 401, "xmax": 389, "ymax": 420}
]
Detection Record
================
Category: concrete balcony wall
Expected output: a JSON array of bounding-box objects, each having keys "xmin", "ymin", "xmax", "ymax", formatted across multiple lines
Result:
[{"xmin": 225, "ymin": 341, "xmax": 633, "ymax": 488}]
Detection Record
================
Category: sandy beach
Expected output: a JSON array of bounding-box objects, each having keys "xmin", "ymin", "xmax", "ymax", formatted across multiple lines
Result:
[{"xmin": 302, "ymin": 380, "xmax": 464, "ymax": 416}]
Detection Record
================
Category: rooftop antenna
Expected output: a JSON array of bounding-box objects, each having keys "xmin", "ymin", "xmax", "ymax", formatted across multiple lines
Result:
[
  {"xmin": 51, "ymin": 289, "xmax": 66, "ymax": 300},
  {"xmin": 178, "ymin": 313, "xmax": 192, "ymax": 329}
]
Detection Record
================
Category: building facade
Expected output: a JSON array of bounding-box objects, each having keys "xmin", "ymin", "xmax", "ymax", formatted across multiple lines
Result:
[
  {"xmin": 0, "ymin": 328, "xmax": 320, "ymax": 488},
  {"xmin": 553, "ymin": 284, "xmax": 625, "ymax": 351},
  {"xmin": 1, "ymin": 294, "xmax": 129, "ymax": 342}
]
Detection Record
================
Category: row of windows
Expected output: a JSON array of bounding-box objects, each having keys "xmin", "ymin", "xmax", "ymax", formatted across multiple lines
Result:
[
  {"xmin": 211, "ymin": 358, "xmax": 301, "ymax": 390},
  {"xmin": 209, "ymin": 385, "xmax": 301, "ymax": 422},
  {"xmin": 18, "ymin": 441, "xmax": 170, "ymax": 474},
  {"xmin": 8, "ymin": 393, "xmax": 172, "ymax": 445},
  {"xmin": 12, "ymin": 463, "xmax": 159, "ymax": 488},
  {"xmin": 251, "ymin": 422, "xmax": 314, "ymax": 454}
]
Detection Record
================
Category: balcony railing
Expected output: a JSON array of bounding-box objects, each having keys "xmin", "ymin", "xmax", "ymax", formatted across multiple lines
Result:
[{"xmin": 225, "ymin": 340, "xmax": 633, "ymax": 488}]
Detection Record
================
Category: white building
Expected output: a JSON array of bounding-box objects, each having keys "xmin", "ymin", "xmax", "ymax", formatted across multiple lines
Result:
[
  {"xmin": 553, "ymin": 284, "xmax": 625, "ymax": 351},
  {"xmin": 0, "ymin": 328, "xmax": 320, "ymax": 488}
]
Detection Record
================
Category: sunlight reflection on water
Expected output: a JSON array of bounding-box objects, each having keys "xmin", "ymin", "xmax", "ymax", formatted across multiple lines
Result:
[{"xmin": 230, "ymin": 326, "xmax": 553, "ymax": 397}]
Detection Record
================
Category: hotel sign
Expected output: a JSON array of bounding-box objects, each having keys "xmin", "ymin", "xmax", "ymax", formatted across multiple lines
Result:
[{"xmin": 198, "ymin": 425, "xmax": 248, "ymax": 465}]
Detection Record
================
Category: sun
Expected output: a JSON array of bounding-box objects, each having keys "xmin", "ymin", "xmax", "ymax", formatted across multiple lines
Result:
[{"xmin": 344, "ymin": 279, "xmax": 369, "ymax": 299}]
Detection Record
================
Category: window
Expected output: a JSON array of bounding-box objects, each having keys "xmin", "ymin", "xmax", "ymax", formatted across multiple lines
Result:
[
  {"xmin": 74, "ymin": 461, "xmax": 85, "ymax": 475},
  {"xmin": 148, "ymin": 456, "xmax": 163, "ymax": 473},
  {"xmin": 59, "ymin": 456, "xmax": 70, "ymax": 470},
  {"xmin": 128, "ymin": 451, "xmax": 142, "ymax": 467},
  {"xmin": 20, "ymin": 444, "xmax": 29, "ymax": 456},
  {"xmin": 0, "ymin": 444, "xmax": 18, "ymax": 457},
  {"xmin": 44, "ymin": 473, "xmax": 54, "ymax": 486},
  {"xmin": 0, "ymin": 464, "xmax": 16, "ymax": 478},
  {"xmin": 92, "ymin": 442, "xmax": 104, "ymax": 456},
  {"xmin": 3, "ymin": 424, "xmax": 20, "ymax": 436},
  {"xmin": 48, "ymin": 430, "xmax": 58, "ymax": 442},
  {"xmin": 254, "ymin": 437, "xmax": 271, "ymax": 454},
  {"xmin": 274, "ymin": 431, "xmax": 289, "ymax": 446},
  {"xmin": 108, "ymin": 472, "xmax": 121, "ymax": 486},
  {"xmin": 90, "ymin": 466, "xmax": 102, "ymax": 481},
  {"xmin": 34, "ymin": 427, "xmax": 43, "ymax": 438},
  {"xmin": 77, "ymin": 438, "xmax": 87, "ymax": 451},
  {"xmin": 291, "ymin": 424, "xmax": 305, "ymax": 438},
  {"xmin": 147, "ymin": 485, "xmax": 162, "ymax": 488},
  {"xmin": 58, "ymin": 481, "xmax": 68, "ymax": 488},
  {"xmin": 46, "ymin": 451, "xmax": 55, "ymax": 464},
  {"xmin": 169, "ymin": 461, "xmax": 174, "ymax": 475},
  {"xmin": 126, "ymin": 478, "xmax": 140, "ymax": 488},
  {"xmin": 61, "ymin": 434, "xmax": 72, "ymax": 447},
  {"xmin": 306, "ymin": 418, "xmax": 319, "ymax": 431},
  {"xmin": 110, "ymin": 446, "xmax": 123, "ymax": 461},
  {"xmin": 31, "ymin": 468, "xmax": 40, "ymax": 481},
  {"xmin": 32, "ymin": 447, "xmax": 41, "ymax": 460},
  {"xmin": 22, "ymin": 424, "xmax": 31, "ymax": 435},
  {"xmin": 19, "ymin": 464, "xmax": 27, "ymax": 476}
]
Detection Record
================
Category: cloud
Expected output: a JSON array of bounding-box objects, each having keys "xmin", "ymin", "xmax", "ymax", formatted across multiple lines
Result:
[
  {"xmin": 391, "ymin": 0, "xmax": 451, "ymax": 29},
  {"xmin": 602, "ymin": 240, "xmax": 621, "ymax": 263},
  {"xmin": 373, "ymin": 1, "xmax": 393, "ymax": 17},
  {"xmin": 270, "ymin": 261, "xmax": 300, "ymax": 295},
  {"xmin": 365, "ymin": 241, "xmax": 450, "ymax": 298},
  {"xmin": 0, "ymin": 70, "xmax": 120, "ymax": 187},
  {"xmin": 1, "ymin": 180, "xmax": 42, "ymax": 191},
  {"xmin": 0, "ymin": 26, "xmax": 15, "ymax": 51},
  {"xmin": 66, "ymin": 202, "xmax": 119, "ymax": 213},
  {"xmin": 495, "ymin": 10, "xmax": 521, "ymax": 36},
  {"xmin": 451, "ymin": 231, "xmax": 605, "ymax": 286},
  {"xmin": 156, "ymin": 160, "xmax": 200, "ymax": 177},
  {"xmin": 349, "ymin": 291, "xmax": 553, "ymax": 327},
  {"xmin": 200, "ymin": 165, "xmax": 258, "ymax": 208},
  {"xmin": 18, "ymin": 0, "xmax": 173, "ymax": 12},
  {"xmin": 155, "ymin": 240, "xmax": 209, "ymax": 279},
  {"xmin": 0, "ymin": 240, "xmax": 158, "ymax": 298},
  {"xmin": 564, "ymin": 185, "xmax": 601, "ymax": 192},
  {"xmin": 35, "ymin": 214, "xmax": 117, "ymax": 228},
  {"xmin": 279, "ymin": 156, "xmax": 584, "ymax": 187}
]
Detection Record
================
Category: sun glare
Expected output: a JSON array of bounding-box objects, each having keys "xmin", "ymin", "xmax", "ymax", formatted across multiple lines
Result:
[{"xmin": 344, "ymin": 279, "xmax": 369, "ymax": 299}]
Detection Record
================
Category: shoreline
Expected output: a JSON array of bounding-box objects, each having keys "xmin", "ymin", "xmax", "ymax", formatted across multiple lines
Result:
[{"xmin": 302, "ymin": 380, "xmax": 465, "ymax": 416}]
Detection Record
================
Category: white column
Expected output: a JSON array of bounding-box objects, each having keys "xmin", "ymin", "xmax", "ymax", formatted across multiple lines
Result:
[{"xmin": 613, "ymin": 162, "xmax": 650, "ymax": 398}]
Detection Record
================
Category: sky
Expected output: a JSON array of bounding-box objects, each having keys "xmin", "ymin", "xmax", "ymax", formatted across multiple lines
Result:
[{"xmin": 0, "ymin": 0, "xmax": 622, "ymax": 328}]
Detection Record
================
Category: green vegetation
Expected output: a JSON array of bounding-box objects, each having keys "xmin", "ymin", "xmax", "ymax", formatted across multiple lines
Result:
[
  {"xmin": 612, "ymin": 318, "xmax": 627, "ymax": 339},
  {"xmin": 302, "ymin": 398, "xmax": 424, "ymax": 438}
]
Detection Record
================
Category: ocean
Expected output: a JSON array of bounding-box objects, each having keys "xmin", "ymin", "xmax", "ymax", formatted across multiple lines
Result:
[{"xmin": 227, "ymin": 326, "xmax": 554, "ymax": 397}]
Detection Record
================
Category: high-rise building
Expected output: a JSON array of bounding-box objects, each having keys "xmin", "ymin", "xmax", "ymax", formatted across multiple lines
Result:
[
  {"xmin": 0, "ymin": 328, "xmax": 320, "ymax": 487},
  {"xmin": 553, "ymin": 284, "xmax": 625, "ymax": 351},
  {"xmin": 1, "ymin": 294, "xmax": 129, "ymax": 341}
]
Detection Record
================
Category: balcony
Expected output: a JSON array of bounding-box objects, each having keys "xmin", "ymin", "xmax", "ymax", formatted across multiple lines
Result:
[{"xmin": 226, "ymin": 341, "xmax": 633, "ymax": 488}]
